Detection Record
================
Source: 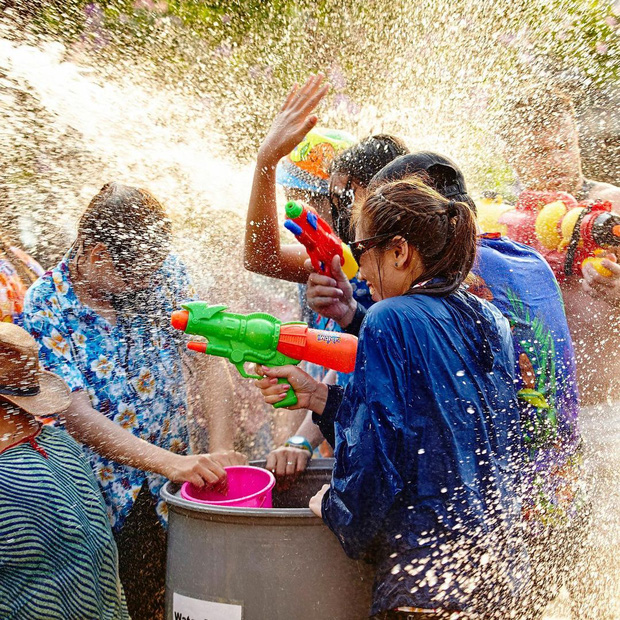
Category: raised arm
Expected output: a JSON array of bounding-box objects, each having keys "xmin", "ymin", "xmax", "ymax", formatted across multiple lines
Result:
[{"xmin": 244, "ymin": 74, "xmax": 329, "ymax": 283}]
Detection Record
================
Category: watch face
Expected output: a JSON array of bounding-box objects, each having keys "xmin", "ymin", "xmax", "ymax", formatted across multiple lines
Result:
[{"xmin": 286, "ymin": 436, "xmax": 312, "ymax": 453}]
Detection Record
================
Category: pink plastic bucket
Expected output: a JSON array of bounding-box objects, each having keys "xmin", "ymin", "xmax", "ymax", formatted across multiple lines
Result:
[{"xmin": 180, "ymin": 465, "xmax": 276, "ymax": 508}]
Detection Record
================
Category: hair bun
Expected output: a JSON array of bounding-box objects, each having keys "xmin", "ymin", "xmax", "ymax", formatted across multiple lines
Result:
[{"xmin": 446, "ymin": 200, "xmax": 459, "ymax": 217}]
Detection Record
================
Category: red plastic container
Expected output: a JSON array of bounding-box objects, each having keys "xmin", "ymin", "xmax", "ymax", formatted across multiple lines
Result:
[{"xmin": 180, "ymin": 465, "xmax": 276, "ymax": 508}]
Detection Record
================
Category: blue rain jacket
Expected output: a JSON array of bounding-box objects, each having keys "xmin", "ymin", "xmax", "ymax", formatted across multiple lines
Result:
[{"xmin": 321, "ymin": 290, "xmax": 528, "ymax": 616}]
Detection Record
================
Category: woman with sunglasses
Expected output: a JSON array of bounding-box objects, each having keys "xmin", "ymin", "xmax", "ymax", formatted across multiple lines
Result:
[
  {"xmin": 255, "ymin": 177, "xmax": 528, "ymax": 619},
  {"xmin": 309, "ymin": 153, "xmax": 585, "ymax": 616}
]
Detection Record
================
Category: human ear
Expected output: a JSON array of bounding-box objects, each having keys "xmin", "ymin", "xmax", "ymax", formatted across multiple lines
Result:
[
  {"xmin": 90, "ymin": 242, "xmax": 113, "ymax": 268},
  {"xmin": 390, "ymin": 236, "xmax": 410, "ymax": 269}
]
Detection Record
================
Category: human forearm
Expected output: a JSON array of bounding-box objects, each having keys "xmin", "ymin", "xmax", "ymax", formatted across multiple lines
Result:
[
  {"xmin": 311, "ymin": 384, "xmax": 343, "ymax": 448},
  {"xmin": 64, "ymin": 391, "xmax": 180, "ymax": 475},
  {"xmin": 200, "ymin": 359, "xmax": 236, "ymax": 452},
  {"xmin": 295, "ymin": 410, "xmax": 326, "ymax": 448},
  {"xmin": 342, "ymin": 301, "xmax": 366, "ymax": 334},
  {"xmin": 244, "ymin": 153, "xmax": 308, "ymax": 282},
  {"xmin": 64, "ymin": 391, "xmax": 226, "ymax": 486},
  {"xmin": 244, "ymin": 153, "xmax": 279, "ymax": 272}
]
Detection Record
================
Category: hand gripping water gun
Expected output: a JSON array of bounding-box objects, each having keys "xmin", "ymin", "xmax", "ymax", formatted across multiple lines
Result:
[
  {"xmin": 283, "ymin": 200, "xmax": 359, "ymax": 280},
  {"xmin": 171, "ymin": 303, "xmax": 358, "ymax": 408},
  {"xmin": 478, "ymin": 190, "xmax": 620, "ymax": 280}
]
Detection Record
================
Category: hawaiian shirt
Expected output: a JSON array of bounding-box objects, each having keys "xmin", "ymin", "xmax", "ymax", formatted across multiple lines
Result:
[
  {"xmin": 0, "ymin": 245, "xmax": 44, "ymax": 325},
  {"xmin": 23, "ymin": 253, "xmax": 196, "ymax": 531},
  {"xmin": 471, "ymin": 234, "xmax": 584, "ymax": 534}
]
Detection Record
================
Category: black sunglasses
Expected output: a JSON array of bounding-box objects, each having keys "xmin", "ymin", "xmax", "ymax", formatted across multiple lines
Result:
[{"xmin": 349, "ymin": 233, "xmax": 395, "ymax": 264}]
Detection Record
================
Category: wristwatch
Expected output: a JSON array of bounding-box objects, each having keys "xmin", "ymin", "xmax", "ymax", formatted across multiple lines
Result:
[{"xmin": 284, "ymin": 435, "xmax": 313, "ymax": 456}]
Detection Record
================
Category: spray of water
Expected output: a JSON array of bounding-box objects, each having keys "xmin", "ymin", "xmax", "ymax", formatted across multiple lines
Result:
[{"xmin": 1, "ymin": 1, "xmax": 619, "ymax": 617}]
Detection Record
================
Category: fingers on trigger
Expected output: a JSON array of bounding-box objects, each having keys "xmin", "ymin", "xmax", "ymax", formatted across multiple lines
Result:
[
  {"xmin": 265, "ymin": 384, "xmax": 290, "ymax": 397},
  {"xmin": 265, "ymin": 393, "xmax": 288, "ymax": 405}
]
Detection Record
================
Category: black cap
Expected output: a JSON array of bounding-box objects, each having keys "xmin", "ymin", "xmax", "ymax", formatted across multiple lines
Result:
[{"xmin": 371, "ymin": 151, "xmax": 469, "ymax": 200}]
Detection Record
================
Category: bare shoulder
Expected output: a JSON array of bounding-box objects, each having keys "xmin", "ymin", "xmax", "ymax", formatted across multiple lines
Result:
[{"xmin": 587, "ymin": 179, "xmax": 620, "ymax": 210}]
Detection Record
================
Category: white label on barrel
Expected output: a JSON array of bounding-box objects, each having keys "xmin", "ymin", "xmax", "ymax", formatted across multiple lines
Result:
[{"xmin": 172, "ymin": 592, "xmax": 243, "ymax": 620}]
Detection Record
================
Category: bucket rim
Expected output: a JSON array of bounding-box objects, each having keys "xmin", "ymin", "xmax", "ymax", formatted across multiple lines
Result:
[{"xmin": 162, "ymin": 480, "xmax": 321, "ymax": 519}]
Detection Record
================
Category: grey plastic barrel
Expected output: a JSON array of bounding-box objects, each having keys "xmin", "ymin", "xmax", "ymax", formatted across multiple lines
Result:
[{"xmin": 161, "ymin": 458, "xmax": 374, "ymax": 619}]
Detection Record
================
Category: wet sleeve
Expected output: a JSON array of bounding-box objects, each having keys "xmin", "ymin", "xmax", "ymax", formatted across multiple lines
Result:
[
  {"xmin": 342, "ymin": 302, "xmax": 366, "ymax": 337},
  {"xmin": 22, "ymin": 288, "xmax": 87, "ymax": 392},
  {"xmin": 311, "ymin": 384, "xmax": 344, "ymax": 448},
  {"xmin": 321, "ymin": 308, "xmax": 408, "ymax": 560}
]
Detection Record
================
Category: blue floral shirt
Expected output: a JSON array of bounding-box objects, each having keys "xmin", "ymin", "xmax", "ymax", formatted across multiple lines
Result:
[{"xmin": 23, "ymin": 253, "xmax": 195, "ymax": 531}]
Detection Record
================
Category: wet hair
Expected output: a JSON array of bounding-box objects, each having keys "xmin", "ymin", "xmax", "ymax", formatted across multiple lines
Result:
[
  {"xmin": 330, "ymin": 134, "xmax": 410, "ymax": 187},
  {"xmin": 370, "ymin": 152, "xmax": 477, "ymax": 213},
  {"xmin": 498, "ymin": 84, "xmax": 576, "ymax": 143},
  {"xmin": 76, "ymin": 182, "xmax": 172, "ymax": 277},
  {"xmin": 353, "ymin": 176, "xmax": 477, "ymax": 297},
  {"xmin": 329, "ymin": 134, "xmax": 409, "ymax": 241}
]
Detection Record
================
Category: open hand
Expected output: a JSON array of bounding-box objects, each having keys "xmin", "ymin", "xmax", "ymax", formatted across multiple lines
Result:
[
  {"xmin": 258, "ymin": 74, "xmax": 330, "ymax": 166},
  {"xmin": 306, "ymin": 255, "xmax": 357, "ymax": 327}
]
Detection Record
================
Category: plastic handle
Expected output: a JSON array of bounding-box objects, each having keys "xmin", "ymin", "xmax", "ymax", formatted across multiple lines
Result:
[
  {"xmin": 273, "ymin": 377, "xmax": 298, "ymax": 409},
  {"xmin": 340, "ymin": 243, "xmax": 359, "ymax": 280}
]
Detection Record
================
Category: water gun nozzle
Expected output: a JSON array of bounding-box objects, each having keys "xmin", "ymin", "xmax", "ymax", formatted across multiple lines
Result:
[
  {"xmin": 187, "ymin": 341, "xmax": 207, "ymax": 354},
  {"xmin": 285, "ymin": 201, "xmax": 304, "ymax": 219},
  {"xmin": 171, "ymin": 310, "xmax": 189, "ymax": 331}
]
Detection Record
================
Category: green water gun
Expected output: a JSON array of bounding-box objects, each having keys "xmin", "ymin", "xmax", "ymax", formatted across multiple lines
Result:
[{"xmin": 171, "ymin": 303, "xmax": 357, "ymax": 409}]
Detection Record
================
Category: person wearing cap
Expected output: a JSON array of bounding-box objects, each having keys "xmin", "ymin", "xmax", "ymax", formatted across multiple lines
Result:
[
  {"xmin": 22, "ymin": 182, "xmax": 244, "ymax": 620},
  {"xmin": 254, "ymin": 175, "xmax": 528, "ymax": 618},
  {"xmin": 305, "ymin": 151, "xmax": 586, "ymax": 616},
  {"xmin": 0, "ymin": 322, "xmax": 129, "ymax": 619}
]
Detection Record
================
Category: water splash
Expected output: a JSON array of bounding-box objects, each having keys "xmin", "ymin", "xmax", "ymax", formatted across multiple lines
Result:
[{"xmin": 1, "ymin": 2, "xmax": 619, "ymax": 615}]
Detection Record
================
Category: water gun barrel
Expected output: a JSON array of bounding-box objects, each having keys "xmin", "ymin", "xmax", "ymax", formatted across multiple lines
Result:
[
  {"xmin": 277, "ymin": 324, "xmax": 357, "ymax": 373},
  {"xmin": 284, "ymin": 200, "xmax": 359, "ymax": 280},
  {"xmin": 171, "ymin": 310, "xmax": 189, "ymax": 331}
]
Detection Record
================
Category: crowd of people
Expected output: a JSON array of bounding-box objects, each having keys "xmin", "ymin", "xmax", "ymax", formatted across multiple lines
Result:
[{"xmin": 1, "ymin": 71, "xmax": 619, "ymax": 619}]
